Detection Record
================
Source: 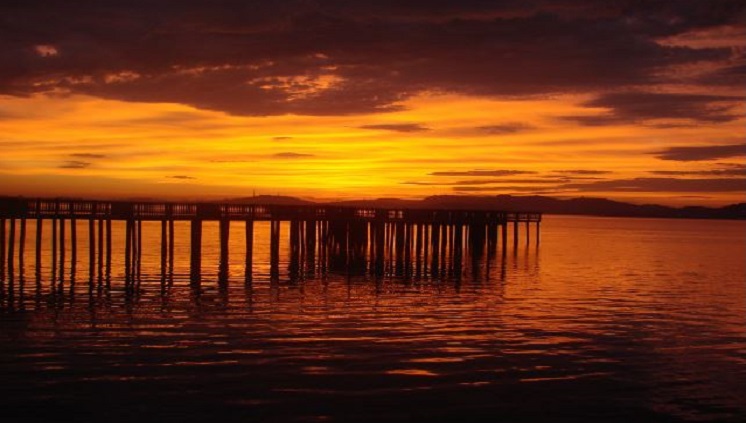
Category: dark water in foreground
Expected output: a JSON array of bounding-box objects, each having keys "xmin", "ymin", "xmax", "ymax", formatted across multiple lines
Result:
[{"xmin": 1, "ymin": 215, "xmax": 744, "ymax": 422}]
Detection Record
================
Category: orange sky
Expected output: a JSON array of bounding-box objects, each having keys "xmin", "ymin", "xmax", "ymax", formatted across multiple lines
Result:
[{"xmin": 1, "ymin": 1, "xmax": 744, "ymax": 206}]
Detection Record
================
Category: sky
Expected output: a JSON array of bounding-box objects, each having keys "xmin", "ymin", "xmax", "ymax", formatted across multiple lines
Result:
[{"xmin": 1, "ymin": 0, "xmax": 744, "ymax": 206}]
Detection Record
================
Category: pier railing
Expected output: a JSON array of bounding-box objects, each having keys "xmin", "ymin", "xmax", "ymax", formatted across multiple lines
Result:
[{"xmin": 0, "ymin": 198, "xmax": 541, "ymax": 224}]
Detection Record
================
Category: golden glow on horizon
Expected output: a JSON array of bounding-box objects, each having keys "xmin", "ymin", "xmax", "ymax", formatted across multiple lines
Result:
[{"xmin": 1, "ymin": 92, "xmax": 744, "ymax": 205}]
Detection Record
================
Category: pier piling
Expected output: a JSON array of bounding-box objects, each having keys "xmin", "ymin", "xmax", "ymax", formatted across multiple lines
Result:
[{"xmin": 190, "ymin": 219, "xmax": 202, "ymax": 283}]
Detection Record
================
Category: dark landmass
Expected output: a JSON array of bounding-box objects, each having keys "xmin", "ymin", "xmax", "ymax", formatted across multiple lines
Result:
[
  {"xmin": 225, "ymin": 195, "xmax": 315, "ymax": 206},
  {"xmin": 325, "ymin": 195, "xmax": 746, "ymax": 220}
]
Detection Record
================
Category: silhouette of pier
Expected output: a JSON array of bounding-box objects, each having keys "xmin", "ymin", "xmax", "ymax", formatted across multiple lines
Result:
[{"xmin": 0, "ymin": 198, "xmax": 541, "ymax": 287}]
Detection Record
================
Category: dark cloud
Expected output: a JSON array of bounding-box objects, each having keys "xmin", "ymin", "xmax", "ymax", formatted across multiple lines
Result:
[
  {"xmin": 403, "ymin": 178, "xmax": 564, "ymax": 186},
  {"xmin": 358, "ymin": 123, "xmax": 430, "ymax": 132},
  {"xmin": 650, "ymin": 165, "xmax": 746, "ymax": 177},
  {"xmin": 59, "ymin": 160, "xmax": 91, "ymax": 169},
  {"xmin": 167, "ymin": 175, "xmax": 196, "ymax": 180},
  {"xmin": 0, "ymin": 1, "xmax": 739, "ymax": 116},
  {"xmin": 272, "ymin": 136, "xmax": 293, "ymax": 141},
  {"xmin": 563, "ymin": 177, "xmax": 746, "ymax": 192},
  {"xmin": 430, "ymin": 169, "xmax": 537, "ymax": 177},
  {"xmin": 698, "ymin": 63, "xmax": 746, "ymax": 87},
  {"xmin": 457, "ymin": 178, "xmax": 563, "ymax": 185},
  {"xmin": 452, "ymin": 186, "xmax": 562, "ymax": 193},
  {"xmin": 70, "ymin": 153, "xmax": 106, "ymax": 159},
  {"xmin": 553, "ymin": 169, "xmax": 612, "ymax": 175},
  {"xmin": 654, "ymin": 143, "xmax": 746, "ymax": 161},
  {"xmin": 563, "ymin": 92, "xmax": 740, "ymax": 125},
  {"xmin": 477, "ymin": 123, "xmax": 534, "ymax": 135},
  {"xmin": 272, "ymin": 152, "xmax": 314, "ymax": 158},
  {"xmin": 716, "ymin": 162, "xmax": 746, "ymax": 168}
]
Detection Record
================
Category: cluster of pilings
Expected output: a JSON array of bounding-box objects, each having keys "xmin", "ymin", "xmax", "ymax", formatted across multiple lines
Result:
[
  {"xmin": 1, "ymin": 198, "xmax": 542, "ymax": 292},
  {"xmin": 0, "ymin": 216, "xmax": 114, "ymax": 291}
]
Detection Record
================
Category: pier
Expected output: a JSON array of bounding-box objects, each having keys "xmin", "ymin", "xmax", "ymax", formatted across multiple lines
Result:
[{"xmin": 0, "ymin": 198, "xmax": 541, "ymax": 286}]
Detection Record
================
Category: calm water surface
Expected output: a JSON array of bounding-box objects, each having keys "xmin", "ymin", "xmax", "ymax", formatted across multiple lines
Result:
[{"xmin": 1, "ymin": 215, "xmax": 744, "ymax": 422}]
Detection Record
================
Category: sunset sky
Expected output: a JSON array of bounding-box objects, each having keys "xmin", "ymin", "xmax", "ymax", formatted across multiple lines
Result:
[{"xmin": 1, "ymin": 0, "xmax": 744, "ymax": 206}]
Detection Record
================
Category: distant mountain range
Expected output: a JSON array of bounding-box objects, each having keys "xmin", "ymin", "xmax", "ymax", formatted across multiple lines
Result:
[{"xmin": 227, "ymin": 194, "xmax": 746, "ymax": 220}]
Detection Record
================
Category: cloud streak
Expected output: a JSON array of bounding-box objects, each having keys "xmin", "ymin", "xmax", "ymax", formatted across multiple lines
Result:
[
  {"xmin": 564, "ymin": 92, "xmax": 740, "ymax": 125},
  {"xmin": 563, "ymin": 177, "xmax": 746, "ymax": 192},
  {"xmin": 477, "ymin": 123, "xmax": 535, "ymax": 135},
  {"xmin": 554, "ymin": 170, "xmax": 612, "ymax": 175},
  {"xmin": 403, "ymin": 178, "xmax": 564, "ymax": 186},
  {"xmin": 358, "ymin": 123, "xmax": 430, "ymax": 133},
  {"xmin": 59, "ymin": 160, "xmax": 92, "ymax": 169},
  {"xmin": 70, "ymin": 153, "xmax": 106, "ymax": 159},
  {"xmin": 654, "ymin": 143, "xmax": 746, "ymax": 161},
  {"xmin": 272, "ymin": 152, "xmax": 315, "ymax": 159},
  {"xmin": 430, "ymin": 170, "xmax": 537, "ymax": 177}
]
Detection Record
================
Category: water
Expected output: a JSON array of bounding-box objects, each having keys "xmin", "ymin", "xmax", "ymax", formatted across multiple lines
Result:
[{"xmin": 1, "ymin": 216, "xmax": 744, "ymax": 422}]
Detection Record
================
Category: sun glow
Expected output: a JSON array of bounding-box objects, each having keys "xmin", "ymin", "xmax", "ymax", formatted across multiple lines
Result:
[{"xmin": 0, "ymin": 91, "xmax": 743, "ymax": 205}]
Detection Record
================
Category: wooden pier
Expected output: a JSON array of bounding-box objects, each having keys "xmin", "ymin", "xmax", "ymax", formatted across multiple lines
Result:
[{"xmin": 0, "ymin": 198, "xmax": 541, "ymax": 286}]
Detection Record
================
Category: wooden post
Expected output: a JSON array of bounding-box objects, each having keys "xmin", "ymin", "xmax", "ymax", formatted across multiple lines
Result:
[
  {"xmin": 161, "ymin": 220, "xmax": 167, "ymax": 280},
  {"xmin": 190, "ymin": 219, "xmax": 202, "ymax": 282},
  {"xmin": 88, "ymin": 219, "xmax": 95, "ymax": 282},
  {"xmin": 423, "ymin": 224, "xmax": 430, "ymax": 271},
  {"xmin": 245, "ymin": 220, "xmax": 253, "ymax": 282},
  {"xmin": 448, "ymin": 224, "xmax": 455, "ymax": 266},
  {"xmin": 305, "ymin": 220, "xmax": 316, "ymax": 259},
  {"xmin": 288, "ymin": 220, "xmax": 300, "ymax": 278},
  {"xmin": 136, "ymin": 220, "xmax": 142, "ymax": 281},
  {"xmin": 289, "ymin": 220, "xmax": 299, "ymax": 254},
  {"xmin": 431, "ymin": 223, "xmax": 440, "ymax": 275},
  {"xmin": 270, "ymin": 220, "xmax": 280, "ymax": 276},
  {"xmin": 97, "ymin": 219, "xmax": 104, "ymax": 282},
  {"xmin": 19, "ymin": 218, "xmax": 26, "ymax": 279},
  {"xmin": 35, "ymin": 218, "xmax": 42, "ymax": 282},
  {"xmin": 219, "ymin": 219, "xmax": 230, "ymax": 280},
  {"xmin": 106, "ymin": 219, "xmax": 112, "ymax": 283},
  {"xmin": 525, "ymin": 220, "xmax": 530, "ymax": 245},
  {"xmin": 395, "ymin": 222, "xmax": 404, "ymax": 271},
  {"xmin": 415, "ymin": 223, "xmax": 423, "ymax": 276},
  {"xmin": 439, "ymin": 224, "xmax": 447, "ymax": 270},
  {"xmin": 404, "ymin": 223, "xmax": 412, "ymax": 271},
  {"xmin": 131, "ymin": 218, "xmax": 138, "ymax": 283},
  {"xmin": 536, "ymin": 221, "xmax": 541, "ymax": 246},
  {"xmin": 386, "ymin": 222, "xmax": 393, "ymax": 261},
  {"xmin": 513, "ymin": 220, "xmax": 518, "ymax": 249},
  {"xmin": 168, "ymin": 219, "xmax": 174, "ymax": 281},
  {"xmin": 59, "ymin": 218, "xmax": 65, "ymax": 283},
  {"xmin": 501, "ymin": 222, "xmax": 508, "ymax": 253},
  {"xmin": 125, "ymin": 219, "xmax": 133, "ymax": 283},
  {"xmin": 0, "ymin": 218, "xmax": 5, "ymax": 280},
  {"xmin": 487, "ymin": 223, "xmax": 497, "ymax": 256},
  {"xmin": 51, "ymin": 218, "xmax": 57, "ymax": 283},
  {"xmin": 70, "ymin": 218, "xmax": 77, "ymax": 278},
  {"xmin": 7, "ymin": 218, "xmax": 15, "ymax": 279},
  {"xmin": 454, "ymin": 224, "xmax": 463, "ymax": 263}
]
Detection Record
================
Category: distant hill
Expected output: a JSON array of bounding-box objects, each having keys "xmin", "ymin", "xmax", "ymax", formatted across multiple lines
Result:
[
  {"xmin": 224, "ymin": 195, "xmax": 315, "ymax": 206},
  {"xmin": 327, "ymin": 197, "xmax": 423, "ymax": 209},
  {"xmin": 319, "ymin": 195, "xmax": 746, "ymax": 220}
]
